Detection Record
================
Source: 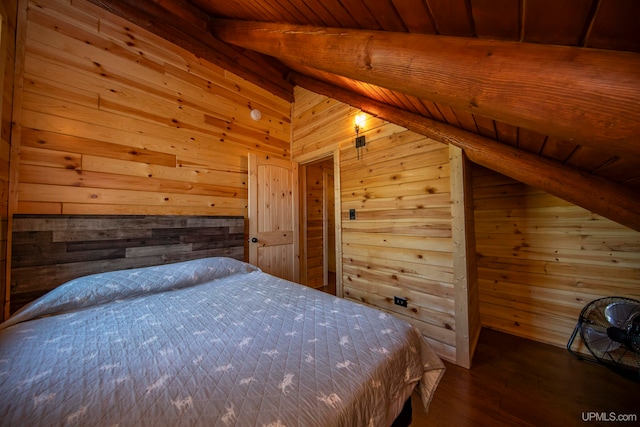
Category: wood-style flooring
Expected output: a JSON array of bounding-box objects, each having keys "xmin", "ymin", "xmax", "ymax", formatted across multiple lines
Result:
[
  {"xmin": 319, "ymin": 271, "xmax": 337, "ymax": 296},
  {"xmin": 411, "ymin": 328, "xmax": 640, "ymax": 426}
]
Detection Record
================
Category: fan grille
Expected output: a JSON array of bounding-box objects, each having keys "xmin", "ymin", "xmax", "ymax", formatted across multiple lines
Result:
[{"xmin": 572, "ymin": 297, "xmax": 640, "ymax": 381}]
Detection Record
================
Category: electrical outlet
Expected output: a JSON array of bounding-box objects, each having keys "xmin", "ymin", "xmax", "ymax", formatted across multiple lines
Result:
[
  {"xmin": 394, "ymin": 296, "xmax": 408, "ymax": 307},
  {"xmin": 349, "ymin": 209, "xmax": 356, "ymax": 220}
]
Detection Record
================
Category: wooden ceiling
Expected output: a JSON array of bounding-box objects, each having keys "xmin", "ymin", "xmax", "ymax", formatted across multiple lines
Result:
[{"xmin": 88, "ymin": 0, "xmax": 640, "ymax": 229}]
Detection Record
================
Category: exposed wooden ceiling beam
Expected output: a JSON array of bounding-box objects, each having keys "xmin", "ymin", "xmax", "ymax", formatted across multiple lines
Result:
[
  {"xmin": 211, "ymin": 19, "xmax": 640, "ymax": 158},
  {"xmin": 86, "ymin": 0, "xmax": 294, "ymax": 101},
  {"xmin": 289, "ymin": 72, "xmax": 640, "ymax": 232}
]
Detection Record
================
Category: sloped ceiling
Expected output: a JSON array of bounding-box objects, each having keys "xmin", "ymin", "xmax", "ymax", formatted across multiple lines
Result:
[{"xmin": 88, "ymin": 0, "xmax": 640, "ymax": 230}]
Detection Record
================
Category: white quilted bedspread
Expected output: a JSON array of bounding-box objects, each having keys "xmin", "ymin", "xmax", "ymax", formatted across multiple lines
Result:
[{"xmin": 0, "ymin": 257, "xmax": 444, "ymax": 426}]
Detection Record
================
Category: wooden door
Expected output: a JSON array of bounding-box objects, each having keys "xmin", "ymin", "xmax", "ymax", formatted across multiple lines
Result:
[{"xmin": 248, "ymin": 153, "xmax": 299, "ymax": 282}]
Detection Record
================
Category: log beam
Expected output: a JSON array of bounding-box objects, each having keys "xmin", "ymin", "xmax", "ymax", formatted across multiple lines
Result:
[
  {"xmin": 211, "ymin": 19, "xmax": 640, "ymax": 157},
  {"xmin": 289, "ymin": 72, "xmax": 640, "ymax": 232}
]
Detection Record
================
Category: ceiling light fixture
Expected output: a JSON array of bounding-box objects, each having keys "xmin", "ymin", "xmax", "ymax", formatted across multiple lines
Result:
[{"xmin": 250, "ymin": 109, "xmax": 262, "ymax": 121}]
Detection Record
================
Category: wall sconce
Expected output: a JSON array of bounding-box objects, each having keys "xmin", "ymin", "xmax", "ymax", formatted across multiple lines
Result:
[{"xmin": 354, "ymin": 114, "xmax": 366, "ymax": 159}]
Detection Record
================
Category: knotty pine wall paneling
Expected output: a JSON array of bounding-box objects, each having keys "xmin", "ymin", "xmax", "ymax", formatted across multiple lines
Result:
[
  {"xmin": 14, "ymin": 0, "xmax": 291, "ymax": 217},
  {"xmin": 473, "ymin": 165, "xmax": 640, "ymax": 351},
  {"xmin": 450, "ymin": 145, "xmax": 480, "ymax": 368},
  {"xmin": 4, "ymin": 0, "xmax": 292, "ymax": 317},
  {"xmin": 303, "ymin": 158, "xmax": 334, "ymax": 289},
  {"xmin": 292, "ymin": 88, "xmax": 640, "ymax": 364},
  {"xmin": 292, "ymin": 87, "xmax": 459, "ymax": 362},
  {"xmin": 0, "ymin": 0, "xmax": 18, "ymax": 321},
  {"xmin": 340, "ymin": 122, "xmax": 457, "ymax": 361},
  {"xmin": 305, "ymin": 161, "xmax": 326, "ymax": 289}
]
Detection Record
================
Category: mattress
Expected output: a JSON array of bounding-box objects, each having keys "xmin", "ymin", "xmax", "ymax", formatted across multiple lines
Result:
[{"xmin": 0, "ymin": 257, "xmax": 444, "ymax": 426}]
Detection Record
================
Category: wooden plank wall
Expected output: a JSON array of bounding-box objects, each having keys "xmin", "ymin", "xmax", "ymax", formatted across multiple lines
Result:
[
  {"xmin": 292, "ymin": 87, "xmax": 457, "ymax": 361},
  {"xmin": 305, "ymin": 162, "xmax": 324, "ymax": 288},
  {"xmin": 450, "ymin": 146, "xmax": 481, "ymax": 367},
  {"xmin": 473, "ymin": 165, "xmax": 640, "ymax": 350},
  {"xmin": 13, "ymin": 0, "xmax": 291, "ymax": 217},
  {"xmin": 10, "ymin": 214, "xmax": 244, "ymax": 313},
  {"xmin": 326, "ymin": 167, "xmax": 336, "ymax": 274},
  {"xmin": 304, "ymin": 159, "xmax": 332, "ymax": 289},
  {"xmin": 0, "ymin": 0, "xmax": 18, "ymax": 322}
]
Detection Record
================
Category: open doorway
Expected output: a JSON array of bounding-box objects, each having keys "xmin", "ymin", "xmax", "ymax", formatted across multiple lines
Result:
[{"xmin": 300, "ymin": 156, "xmax": 336, "ymax": 295}]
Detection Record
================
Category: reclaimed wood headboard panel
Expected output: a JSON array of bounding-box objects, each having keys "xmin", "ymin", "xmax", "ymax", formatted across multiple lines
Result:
[{"xmin": 10, "ymin": 215, "xmax": 245, "ymax": 314}]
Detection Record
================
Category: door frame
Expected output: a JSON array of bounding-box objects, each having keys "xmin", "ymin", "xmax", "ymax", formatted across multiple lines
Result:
[{"xmin": 298, "ymin": 151, "xmax": 343, "ymax": 297}]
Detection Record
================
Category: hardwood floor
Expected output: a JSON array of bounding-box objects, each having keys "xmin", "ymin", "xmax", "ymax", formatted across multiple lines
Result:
[
  {"xmin": 412, "ymin": 328, "xmax": 640, "ymax": 426},
  {"xmin": 319, "ymin": 271, "xmax": 337, "ymax": 295}
]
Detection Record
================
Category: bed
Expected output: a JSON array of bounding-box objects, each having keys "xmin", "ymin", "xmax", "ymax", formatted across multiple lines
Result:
[{"xmin": 0, "ymin": 257, "xmax": 444, "ymax": 426}]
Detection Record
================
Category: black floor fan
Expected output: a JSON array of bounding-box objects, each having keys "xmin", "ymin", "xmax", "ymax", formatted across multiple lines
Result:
[{"xmin": 567, "ymin": 296, "xmax": 640, "ymax": 382}]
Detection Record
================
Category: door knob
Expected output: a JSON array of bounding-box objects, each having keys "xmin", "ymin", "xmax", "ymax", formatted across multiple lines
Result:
[{"xmin": 251, "ymin": 237, "xmax": 258, "ymax": 243}]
